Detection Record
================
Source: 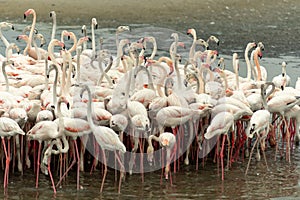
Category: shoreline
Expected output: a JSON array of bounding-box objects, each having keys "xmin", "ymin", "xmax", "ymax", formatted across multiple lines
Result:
[{"xmin": 1, "ymin": 0, "xmax": 300, "ymax": 57}]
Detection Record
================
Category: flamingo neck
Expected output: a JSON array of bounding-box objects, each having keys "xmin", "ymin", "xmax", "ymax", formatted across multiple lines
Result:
[
  {"xmin": 26, "ymin": 10, "xmax": 36, "ymax": 53},
  {"xmin": 91, "ymin": 22, "xmax": 96, "ymax": 57},
  {"xmin": 245, "ymin": 44, "xmax": 252, "ymax": 81},
  {"xmin": 189, "ymin": 32, "xmax": 197, "ymax": 63},
  {"xmin": 76, "ymin": 46, "xmax": 82, "ymax": 84},
  {"xmin": 2, "ymin": 61, "xmax": 10, "ymax": 92},
  {"xmin": 68, "ymin": 33, "xmax": 77, "ymax": 54},
  {"xmin": 254, "ymin": 50, "xmax": 262, "ymax": 81},
  {"xmin": 51, "ymin": 14, "xmax": 56, "ymax": 41}
]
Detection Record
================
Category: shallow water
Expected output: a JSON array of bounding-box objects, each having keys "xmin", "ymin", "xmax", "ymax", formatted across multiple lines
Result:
[{"xmin": 0, "ymin": 11, "xmax": 300, "ymax": 199}]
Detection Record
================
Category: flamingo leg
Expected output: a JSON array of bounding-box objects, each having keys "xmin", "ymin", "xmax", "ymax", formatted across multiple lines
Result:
[
  {"xmin": 56, "ymin": 139, "xmax": 77, "ymax": 188},
  {"xmin": 100, "ymin": 149, "xmax": 107, "ymax": 193},
  {"xmin": 2, "ymin": 138, "xmax": 8, "ymax": 189},
  {"xmin": 220, "ymin": 135, "xmax": 226, "ymax": 180},
  {"xmin": 245, "ymin": 136, "xmax": 259, "ymax": 175},
  {"xmin": 36, "ymin": 142, "xmax": 42, "ymax": 188},
  {"xmin": 115, "ymin": 151, "xmax": 125, "ymax": 194},
  {"xmin": 47, "ymin": 154, "xmax": 57, "ymax": 194}
]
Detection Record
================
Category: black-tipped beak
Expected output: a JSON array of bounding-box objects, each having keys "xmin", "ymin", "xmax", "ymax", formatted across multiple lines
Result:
[
  {"xmin": 217, "ymin": 41, "xmax": 220, "ymax": 46},
  {"xmin": 62, "ymin": 45, "xmax": 66, "ymax": 50},
  {"xmin": 88, "ymin": 37, "xmax": 92, "ymax": 42},
  {"xmin": 46, "ymin": 74, "xmax": 50, "ymax": 78},
  {"xmin": 40, "ymin": 44, "xmax": 44, "ymax": 48},
  {"xmin": 66, "ymin": 103, "xmax": 70, "ymax": 109},
  {"xmin": 50, "ymin": 13, "xmax": 52, "ymax": 17},
  {"xmin": 24, "ymin": 14, "xmax": 26, "ymax": 19},
  {"xmin": 207, "ymin": 46, "xmax": 209, "ymax": 50},
  {"xmin": 183, "ymin": 79, "xmax": 188, "ymax": 87},
  {"xmin": 11, "ymin": 26, "xmax": 15, "ymax": 31},
  {"xmin": 258, "ymin": 55, "xmax": 262, "ymax": 59},
  {"xmin": 282, "ymin": 73, "xmax": 285, "ymax": 77},
  {"xmin": 16, "ymin": 36, "xmax": 19, "ymax": 40},
  {"xmin": 95, "ymin": 24, "xmax": 98, "ymax": 29},
  {"xmin": 67, "ymin": 36, "xmax": 70, "ymax": 40},
  {"xmin": 280, "ymin": 85, "xmax": 284, "ymax": 90}
]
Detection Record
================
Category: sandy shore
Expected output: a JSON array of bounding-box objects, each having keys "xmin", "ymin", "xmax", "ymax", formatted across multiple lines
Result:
[{"xmin": 1, "ymin": 0, "xmax": 300, "ymax": 56}]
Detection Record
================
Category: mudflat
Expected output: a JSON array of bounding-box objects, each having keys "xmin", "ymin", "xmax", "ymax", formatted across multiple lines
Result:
[{"xmin": 1, "ymin": 0, "xmax": 300, "ymax": 56}]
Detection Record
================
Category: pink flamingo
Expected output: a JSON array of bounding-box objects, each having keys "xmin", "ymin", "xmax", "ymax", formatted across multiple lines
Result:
[
  {"xmin": 80, "ymin": 84, "xmax": 126, "ymax": 193},
  {"xmin": 0, "ymin": 117, "xmax": 25, "ymax": 190}
]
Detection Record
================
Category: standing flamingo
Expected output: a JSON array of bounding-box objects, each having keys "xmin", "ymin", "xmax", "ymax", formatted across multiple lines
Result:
[
  {"xmin": 0, "ymin": 117, "xmax": 25, "ymax": 190},
  {"xmin": 204, "ymin": 111, "xmax": 235, "ymax": 180},
  {"xmin": 80, "ymin": 84, "xmax": 125, "ymax": 193},
  {"xmin": 147, "ymin": 132, "xmax": 176, "ymax": 182}
]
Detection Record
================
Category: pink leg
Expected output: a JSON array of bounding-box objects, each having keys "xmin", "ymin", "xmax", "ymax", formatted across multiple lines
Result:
[
  {"xmin": 47, "ymin": 155, "xmax": 57, "ymax": 194},
  {"xmin": 36, "ymin": 142, "xmax": 42, "ymax": 188},
  {"xmin": 2, "ymin": 138, "xmax": 8, "ymax": 189},
  {"xmin": 100, "ymin": 149, "xmax": 107, "ymax": 193},
  {"xmin": 220, "ymin": 135, "xmax": 226, "ymax": 180},
  {"xmin": 74, "ymin": 140, "xmax": 80, "ymax": 190},
  {"xmin": 56, "ymin": 140, "xmax": 77, "ymax": 188},
  {"xmin": 115, "ymin": 151, "xmax": 124, "ymax": 194}
]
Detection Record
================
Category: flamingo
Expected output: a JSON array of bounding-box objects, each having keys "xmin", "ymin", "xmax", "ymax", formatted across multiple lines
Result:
[
  {"xmin": 244, "ymin": 82, "xmax": 275, "ymax": 174},
  {"xmin": 80, "ymin": 84, "xmax": 125, "ymax": 193},
  {"xmin": 53, "ymin": 96, "xmax": 92, "ymax": 190},
  {"xmin": 272, "ymin": 61, "xmax": 291, "ymax": 90},
  {"xmin": 204, "ymin": 111, "xmax": 235, "ymax": 180},
  {"xmin": 26, "ymin": 98, "xmax": 68, "ymax": 194},
  {"xmin": 147, "ymin": 132, "xmax": 176, "ymax": 182},
  {"xmin": 0, "ymin": 116, "xmax": 25, "ymax": 190},
  {"xmin": 251, "ymin": 43, "xmax": 267, "ymax": 82}
]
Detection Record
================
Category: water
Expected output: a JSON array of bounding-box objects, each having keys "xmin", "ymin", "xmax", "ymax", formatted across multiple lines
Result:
[{"xmin": 1, "ymin": 2, "xmax": 300, "ymax": 199}]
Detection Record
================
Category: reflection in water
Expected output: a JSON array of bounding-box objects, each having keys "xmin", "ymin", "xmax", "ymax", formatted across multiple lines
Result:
[
  {"xmin": 0, "ymin": 22, "xmax": 300, "ymax": 199},
  {"xmin": 0, "ymin": 146, "xmax": 299, "ymax": 199}
]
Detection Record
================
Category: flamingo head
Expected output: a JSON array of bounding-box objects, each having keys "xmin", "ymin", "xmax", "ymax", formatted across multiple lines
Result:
[
  {"xmin": 24, "ymin": 9, "xmax": 35, "ymax": 19},
  {"xmin": 146, "ymin": 146, "xmax": 154, "ymax": 165},
  {"xmin": 116, "ymin": 25, "xmax": 130, "ymax": 34},
  {"xmin": 49, "ymin": 11, "xmax": 56, "ymax": 18},
  {"xmin": 92, "ymin": 18, "xmax": 98, "ymax": 29},
  {"xmin": 16, "ymin": 34, "xmax": 28, "ymax": 41},
  {"xmin": 186, "ymin": 28, "xmax": 196, "ymax": 38}
]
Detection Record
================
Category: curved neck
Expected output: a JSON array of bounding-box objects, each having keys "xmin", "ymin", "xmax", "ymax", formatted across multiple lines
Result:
[
  {"xmin": 134, "ymin": 65, "xmax": 155, "ymax": 90},
  {"xmin": 0, "ymin": 29, "xmax": 9, "ymax": 48},
  {"xmin": 189, "ymin": 31, "xmax": 197, "ymax": 63},
  {"xmin": 116, "ymin": 39, "xmax": 128, "ymax": 68},
  {"xmin": 68, "ymin": 32, "xmax": 77, "ymax": 54},
  {"xmin": 47, "ymin": 65, "xmax": 58, "ymax": 106},
  {"xmin": 148, "ymin": 37, "xmax": 157, "ymax": 60},
  {"xmin": 148, "ymin": 134, "xmax": 160, "ymax": 149},
  {"xmin": 81, "ymin": 86, "xmax": 94, "ymax": 128},
  {"xmin": 26, "ymin": 10, "xmax": 36, "ymax": 53},
  {"xmin": 2, "ymin": 61, "xmax": 10, "ymax": 92},
  {"xmin": 261, "ymin": 82, "xmax": 275, "ymax": 110}
]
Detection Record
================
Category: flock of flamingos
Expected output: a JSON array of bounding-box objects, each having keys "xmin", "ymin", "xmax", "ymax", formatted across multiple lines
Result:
[{"xmin": 0, "ymin": 8, "xmax": 300, "ymax": 194}]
